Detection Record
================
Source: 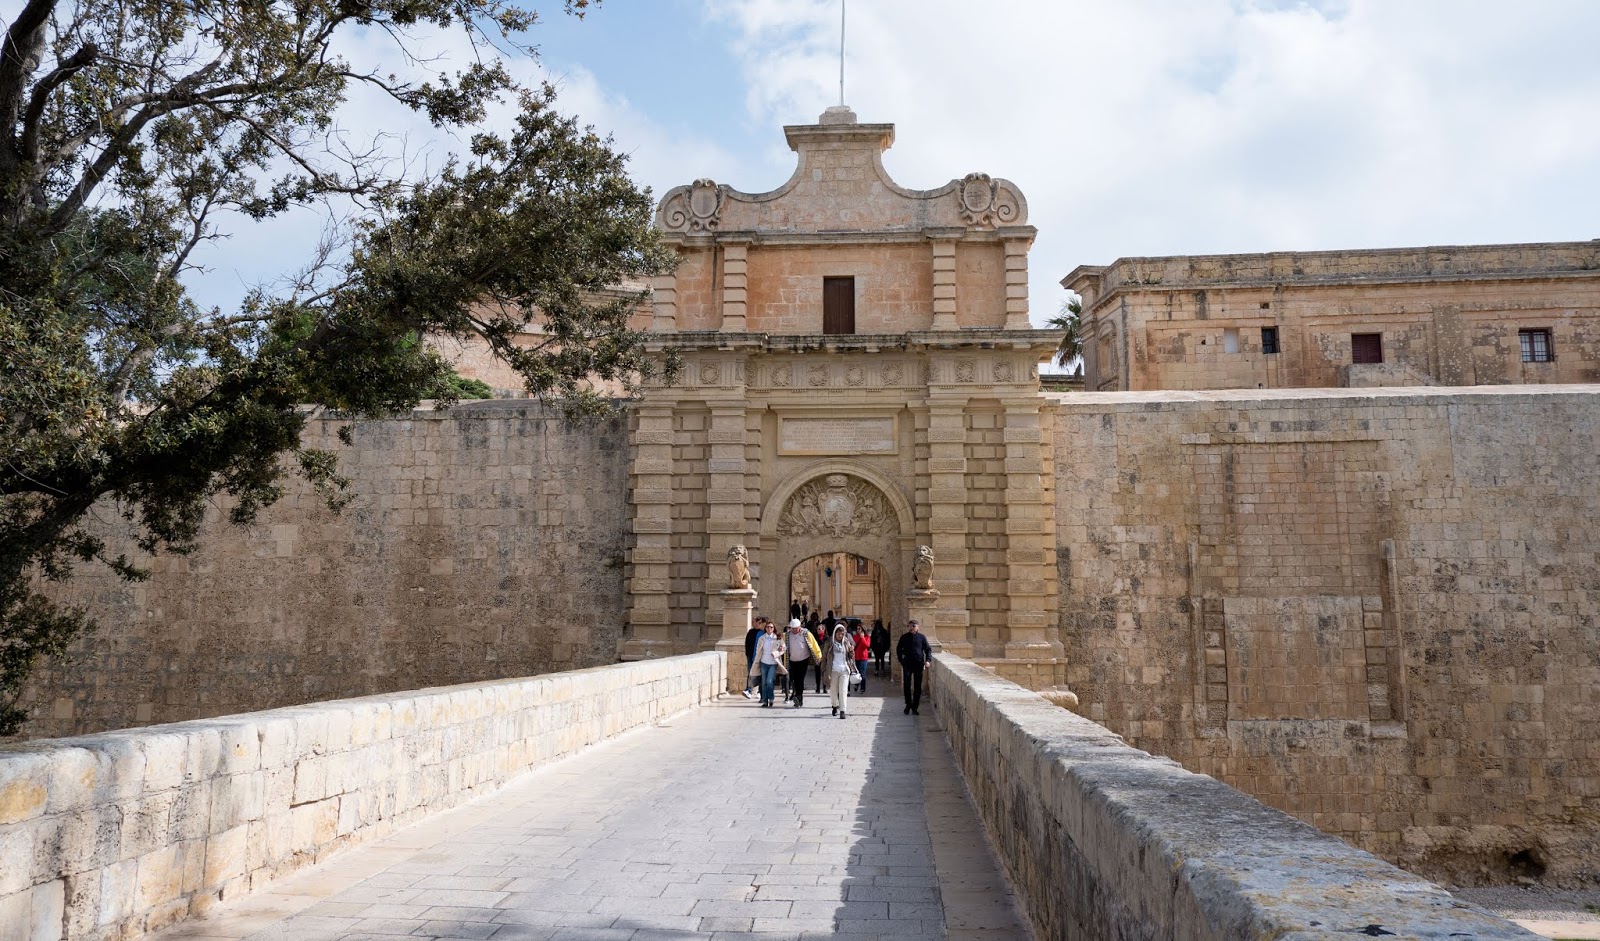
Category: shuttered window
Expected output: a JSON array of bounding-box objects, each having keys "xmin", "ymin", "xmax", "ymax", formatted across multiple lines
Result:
[
  {"xmin": 1261, "ymin": 327, "xmax": 1280, "ymax": 355},
  {"xmin": 1351, "ymin": 333, "xmax": 1383, "ymax": 364},
  {"xmin": 823, "ymin": 277, "xmax": 855, "ymax": 335}
]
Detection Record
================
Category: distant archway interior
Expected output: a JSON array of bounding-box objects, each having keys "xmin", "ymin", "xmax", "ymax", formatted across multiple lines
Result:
[{"xmin": 787, "ymin": 552, "xmax": 888, "ymax": 628}]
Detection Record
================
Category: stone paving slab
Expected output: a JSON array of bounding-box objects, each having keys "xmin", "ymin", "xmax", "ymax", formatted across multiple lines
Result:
[{"xmin": 149, "ymin": 690, "xmax": 1031, "ymax": 940}]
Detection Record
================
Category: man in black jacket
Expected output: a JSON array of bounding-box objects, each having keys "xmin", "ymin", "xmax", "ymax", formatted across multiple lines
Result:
[
  {"xmin": 896, "ymin": 620, "xmax": 932, "ymax": 715},
  {"xmin": 742, "ymin": 617, "xmax": 767, "ymax": 699}
]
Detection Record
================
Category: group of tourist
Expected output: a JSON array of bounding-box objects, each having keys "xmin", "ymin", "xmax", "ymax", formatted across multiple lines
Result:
[{"xmin": 742, "ymin": 612, "xmax": 933, "ymax": 717}]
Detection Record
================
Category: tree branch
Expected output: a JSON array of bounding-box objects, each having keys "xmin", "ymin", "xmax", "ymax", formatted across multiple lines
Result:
[
  {"xmin": 0, "ymin": 0, "xmax": 56, "ymax": 128},
  {"xmin": 18, "ymin": 41, "xmax": 99, "ymax": 164}
]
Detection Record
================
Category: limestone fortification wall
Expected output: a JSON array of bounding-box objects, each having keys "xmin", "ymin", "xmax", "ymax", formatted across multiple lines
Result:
[
  {"xmin": 1051, "ymin": 385, "xmax": 1600, "ymax": 884},
  {"xmin": 931, "ymin": 654, "xmax": 1536, "ymax": 939},
  {"xmin": 23, "ymin": 401, "xmax": 631, "ymax": 740},
  {"xmin": 0, "ymin": 653, "xmax": 726, "ymax": 941}
]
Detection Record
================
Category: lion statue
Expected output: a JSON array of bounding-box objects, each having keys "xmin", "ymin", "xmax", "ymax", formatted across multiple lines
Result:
[
  {"xmin": 912, "ymin": 545, "xmax": 935, "ymax": 591},
  {"xmin": 726, "ymin": 544, "xmax": 750, "ymax": 590}
]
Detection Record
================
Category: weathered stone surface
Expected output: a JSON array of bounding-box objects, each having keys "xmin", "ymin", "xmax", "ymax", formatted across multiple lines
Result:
[
  {"xmin": 19, "ymin": 401, "xmax": 632, "ymax": 740},
  {"xmin": 0, "ymin": 653, "xmax": 723, "ymax": 941},
  {"xmin": 931, "ymin": 653, "xmax": 1539, "ymax": 941},
  {"xmin": 1052, "ymin": 385, "xmax": 1600, "ymax": 885},
  {"xmin": 1064, "ymin": 241, "xmax": 1600, "ymax": 391}
]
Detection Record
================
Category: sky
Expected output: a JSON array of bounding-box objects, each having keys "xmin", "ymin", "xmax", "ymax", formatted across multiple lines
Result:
[{"xmin": 13, "ymin": 0, "xmax": 1600, "ymax": 328}]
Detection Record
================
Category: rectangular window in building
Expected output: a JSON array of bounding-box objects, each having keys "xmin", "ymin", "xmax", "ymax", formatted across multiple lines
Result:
[
  {"xmin": 823, "ymin": 277, "xmax": 856, "ymax": 335},
  {"xmin": 1519, "ymin": 328, "xmax": 1553, "ymax": 362},
  {"xmin": 1351, "ymin": 333, "xmax": 1383, "ymax": 364},
  {"xmin": 1223, "ymin": 328, "xmax": 1240, "ymax": 353},
  {"xmin": 1261, "ymin": 326, "xmax": 1280, "ymax": 354}
]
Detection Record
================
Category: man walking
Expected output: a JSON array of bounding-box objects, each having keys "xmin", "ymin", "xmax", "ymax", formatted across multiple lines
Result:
[
  {"xmin": 742, "ymin": 616, "xmax": 766, "ymax": 699},
  {"xmin": 786, "ymin": 618, "xmax": 820, "ymax": 708},
  {"xmin": 897, "ymin": 620, "xmax": 932, "ymax": 715}
]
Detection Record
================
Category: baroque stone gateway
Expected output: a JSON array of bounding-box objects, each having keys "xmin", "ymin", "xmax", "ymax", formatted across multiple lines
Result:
[{"xmin": 19, "ymin": 107, "xmax": 1600, "ymax": 891}]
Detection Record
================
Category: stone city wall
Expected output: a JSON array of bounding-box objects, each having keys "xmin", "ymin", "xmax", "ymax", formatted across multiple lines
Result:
[
  {"xmin": 1050, "ymin": 385, "xmax": 1600, "ymax": 885},
  {"xmin": 22, "ymin": 401, "xmax": 631, "ymax": 740},
  {"xmin": 0, "ymin": 653, "xmax": 726, "ymax": 941},
  {"xmin": 930, "ymin": 654, "xmax": 1537, "ymax": 940}
]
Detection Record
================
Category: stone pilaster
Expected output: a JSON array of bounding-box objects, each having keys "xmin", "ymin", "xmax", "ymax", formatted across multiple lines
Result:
[
  {"xmin": 621, "ymin": 403, "xmax": 676, "ymax": 660},
  {"xmin": 714, "ymin": 587, "xmax": 756, "ymax": 693},
  {"xmin": 703, "ymin": 395, "xmax": 750, "ymax": 645},
  {"xmin": 1001, "ymin": 228, "xmax": 1033, "ymax": 330},
  {"xmin": 925, "ymin": 400, "xmax": 972, "ymax": 656},
  {"xmin": 999, "ymin": 396, "xmax": 1062, "ymax": 668},
  {"xmin": 720, "ymin": 240, "xmax": 749, "ymax": 333},
  {"xmin": 649, "ymin": 272, "xmax": 677, "ymax": 333},
  {"xmin": 906, "ymin": 588, "xmax": 942, "ymax": 652},
  {"xmin": 929, "ymin": 230, "xmax": 961, "ymax": 331}
]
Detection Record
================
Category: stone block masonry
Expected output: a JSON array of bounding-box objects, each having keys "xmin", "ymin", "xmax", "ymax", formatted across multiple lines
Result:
[
  {"xmin": 1052, "ymin": 385, "xmax": 1600, "ymax": 885},
  {"xmin": 23, "ymin": 401, "xmax": 631, "ymax": 740},
  {"xmin": 0, "ymin": 653, "xmax": 725, "ymax": 941},
  {"xmin": 931, "ymin": 653, "xmax": 1538, "ymax": 940}
]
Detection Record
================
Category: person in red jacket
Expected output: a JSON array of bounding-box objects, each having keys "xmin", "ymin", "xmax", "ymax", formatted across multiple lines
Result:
[{"xmin": 850, "ymin": 621, "xmax": 872, "ymax": 693}]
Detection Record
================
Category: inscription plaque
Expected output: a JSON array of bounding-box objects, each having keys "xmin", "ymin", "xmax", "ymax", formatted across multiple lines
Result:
[{"xmin": 780, "ymin": 417, "xmax": 897, "ymax": 455}]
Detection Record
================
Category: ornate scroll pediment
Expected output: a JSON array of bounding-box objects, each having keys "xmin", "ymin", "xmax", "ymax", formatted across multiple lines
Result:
[
  {"xmin": 957, "ymin": 173, "xmax": 1023, "ymax": 227},
  {"xmin": 659, "ymin": 179, "xmax": 725, "ymax": 233},
  {"xmin": 777, "ymin": 474, "xmax": 899, "ymax": 538}
]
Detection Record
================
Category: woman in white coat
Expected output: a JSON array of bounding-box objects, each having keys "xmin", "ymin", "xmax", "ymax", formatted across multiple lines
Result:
[{"xmin": 823, "ymin": 624, "xmax": 859, "ymax": 719}]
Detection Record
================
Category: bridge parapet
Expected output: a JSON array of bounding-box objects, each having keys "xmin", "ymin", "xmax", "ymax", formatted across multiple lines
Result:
[
  {"xmin": 930, "ymin": 654, "xmax": 1537, "ymax": 940},
  {"xmin": 0, "ymin": 653, "xmax": 725, "ymax": 940}
]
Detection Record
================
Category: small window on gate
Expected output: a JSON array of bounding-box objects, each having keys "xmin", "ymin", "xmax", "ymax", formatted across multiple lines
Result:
[
  {"xmin": 823, "ymin": 277, "xmax": 856, "ymax": 335},
  {"xmin": 1351, "ymin": 332, "xmax": 1383, "ymax": 364},
  {"xmin": 1261, "ymin": 327, "xmax": 1280, "ymax": 355},
  {"xmin": 1519, "ymin": 328, "xmax": 1553, "ymax": 362}
]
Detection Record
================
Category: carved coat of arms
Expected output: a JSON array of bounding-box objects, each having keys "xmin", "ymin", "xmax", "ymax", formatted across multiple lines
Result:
[{"xmin": 777, "ymin": 474, "xmax": 897, "ymax": 538}]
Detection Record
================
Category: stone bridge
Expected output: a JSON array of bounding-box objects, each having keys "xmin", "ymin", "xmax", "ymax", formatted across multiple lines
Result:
[{"xmin": 1, "ymin": 655, "xmax": 1538, "ymax": 940}]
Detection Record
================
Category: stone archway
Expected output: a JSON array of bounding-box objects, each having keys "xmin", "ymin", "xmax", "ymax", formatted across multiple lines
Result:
[{"xmin": 759, "ymin": 462, "xmax": 916, "ymax": 636}]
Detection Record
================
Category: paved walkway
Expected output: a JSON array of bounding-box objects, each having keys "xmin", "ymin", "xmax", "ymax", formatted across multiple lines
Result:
[{"xmin": 153, "ymin": 686, "xmax": 1031, "ymax": 941}]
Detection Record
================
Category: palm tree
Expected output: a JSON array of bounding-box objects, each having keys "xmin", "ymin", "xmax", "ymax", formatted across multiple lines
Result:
[{"xmin": 1047, "ymin": 297, "xmax": 1083, "ymax": 370}]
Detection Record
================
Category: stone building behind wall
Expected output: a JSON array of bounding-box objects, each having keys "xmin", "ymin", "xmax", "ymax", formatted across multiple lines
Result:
[
  {"xmin": 1063, "ymin": 241, "xmax": 1600, "ymax": 391},
  {"xmin": 618, "ymin": 105, "xmax": 1066, "ymax": 687}
]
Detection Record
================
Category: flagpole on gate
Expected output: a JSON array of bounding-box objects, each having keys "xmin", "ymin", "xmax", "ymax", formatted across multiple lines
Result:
[{"xmin": 839, "ymin": 0, "xmax": 846, "ymax": 105}]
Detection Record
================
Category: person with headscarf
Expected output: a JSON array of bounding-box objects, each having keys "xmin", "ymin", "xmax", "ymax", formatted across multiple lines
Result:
[{"xmin": 822, "ymin": 624, "xmax": 859, "ymax": 719}]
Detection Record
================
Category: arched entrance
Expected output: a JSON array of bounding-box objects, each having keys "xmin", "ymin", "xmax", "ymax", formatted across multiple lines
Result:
[
  {"xmin": 759, "ymin": 462, "xmax": 916, "ymax": 640},
  {"xmin": 788, "ymin": 552, "xmax": 889, "ymax": 624}
]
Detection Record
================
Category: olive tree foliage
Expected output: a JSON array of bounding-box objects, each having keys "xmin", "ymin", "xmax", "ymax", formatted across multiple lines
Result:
[{"xmin": 0, "ymin": 0, "xmax": 675, "ymax": 733}]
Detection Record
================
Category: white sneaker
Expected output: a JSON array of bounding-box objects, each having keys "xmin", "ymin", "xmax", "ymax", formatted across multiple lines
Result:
[{"xmin": 742, "ymin": 689, "xmax": 753, "ymax": 699}]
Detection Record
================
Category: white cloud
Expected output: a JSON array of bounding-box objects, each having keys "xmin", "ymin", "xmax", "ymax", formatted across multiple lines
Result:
[{"xmin": 703, "ymin": 0, "xmax": 1600, "ymax": 322}]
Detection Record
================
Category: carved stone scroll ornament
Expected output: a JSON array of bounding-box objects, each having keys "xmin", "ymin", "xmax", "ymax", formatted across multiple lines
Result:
[
  {"xmin": 726, "ymin": 544, "xmax": 750, "ymax": 590},
  {"xmin": 660, "ymin": 179, "xmax": 724, "ymax": 232},
  {"xmin": 957, "ymin": 173, "xmax": 1023, "ymax": 227},
  {"xmin": 912, "ymin": 545, "xmax": 935, "ymax": 591},
  {"xmin": 777, "ymin": 474, "xmax": 899, "ymax": 539}
]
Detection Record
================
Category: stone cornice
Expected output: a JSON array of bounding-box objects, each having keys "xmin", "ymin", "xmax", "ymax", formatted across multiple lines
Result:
[
  {"xmin": 1062, "ymin": 241, "xmax": 1600, "ymax": 314},
  {"xmin": 643, "ymin": 329, "xmax": 1064, "ymax": 357},
  {"xmin": 660, "ymin": 226, "xmax": 1037, "ymax": 249}
]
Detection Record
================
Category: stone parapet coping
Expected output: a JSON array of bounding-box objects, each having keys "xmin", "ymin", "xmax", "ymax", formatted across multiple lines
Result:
[
  {"xmin": 1046, "ymin": 382, "xmax": 1600, "ymax": 406},
  {"xmin": 0, "ymin": 653, "xmax": 726, "ymax": 941},
  {"xmin": 928, "ymin": 654, "xmax": 1538, "ymax": 940}
]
